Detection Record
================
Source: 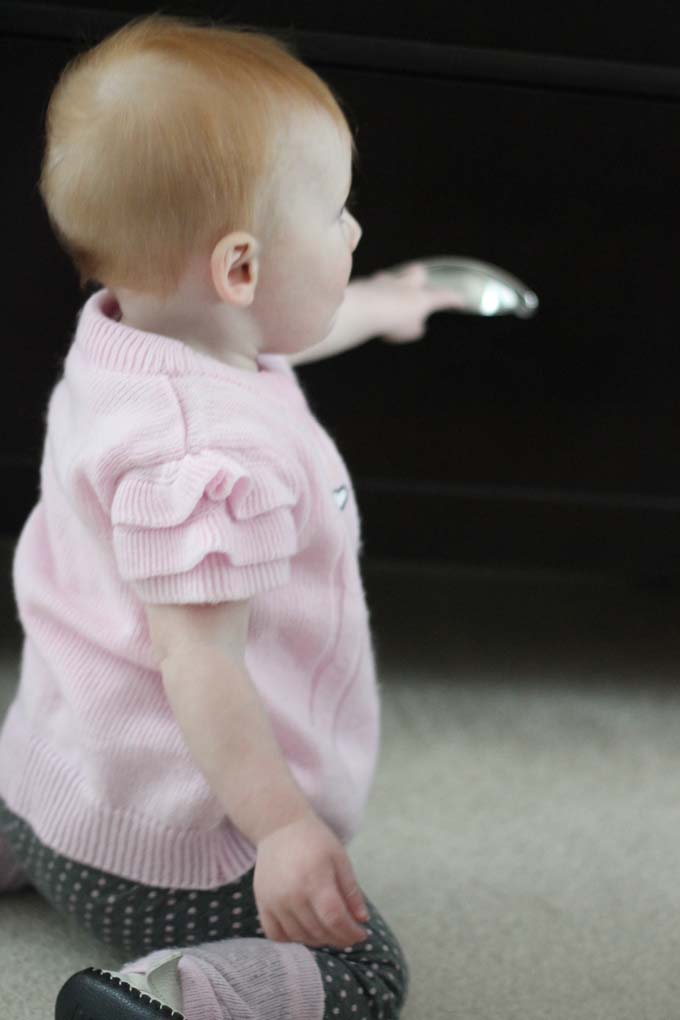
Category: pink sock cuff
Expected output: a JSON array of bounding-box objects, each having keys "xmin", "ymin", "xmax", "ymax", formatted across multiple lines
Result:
[
  {"xmin": 180, "ymin": 937, "xmax": 325, "ymax": 1020},
  {"xmin": 273, "ymin": 941, "xmax": 325, "ymax": 1020},
  {"xmin": 177, "ymin": 954, "xmax": 224, "ymax": 1020}
]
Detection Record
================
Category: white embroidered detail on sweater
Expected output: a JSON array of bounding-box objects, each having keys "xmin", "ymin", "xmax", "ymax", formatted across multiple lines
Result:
[{"xmin": 333, "ymin": 485, "xmax": 348, "ymax": 510}]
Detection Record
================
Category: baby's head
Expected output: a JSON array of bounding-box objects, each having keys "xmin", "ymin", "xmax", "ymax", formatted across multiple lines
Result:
[{"xmin": 38, "ymin": 12, "xmax": 363, "ymax": 369}]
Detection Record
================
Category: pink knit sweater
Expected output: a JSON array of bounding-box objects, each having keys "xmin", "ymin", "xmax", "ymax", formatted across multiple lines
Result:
[{"xmin": 0, "ymin": 288, "xmax": 380, "ymax": 889}]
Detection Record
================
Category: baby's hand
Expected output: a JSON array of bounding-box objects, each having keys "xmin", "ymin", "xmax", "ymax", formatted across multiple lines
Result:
[
  {"xmin": 359, "ymin": 261, "xmax": 465, "ymax": 344},
  {"xmin": 253, "ymin": 811, "xmax": 369, "ymax": 950}
]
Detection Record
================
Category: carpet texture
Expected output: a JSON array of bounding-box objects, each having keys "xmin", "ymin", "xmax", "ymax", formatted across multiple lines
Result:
[{"xmin": 1, "ymin": 537, "xmax": 679, "ymax": 1019}]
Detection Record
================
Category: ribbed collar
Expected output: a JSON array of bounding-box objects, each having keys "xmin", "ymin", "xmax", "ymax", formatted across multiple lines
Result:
[{"xmin": 73, "ymin": 287, "xmax": 294, "ymax": 385}]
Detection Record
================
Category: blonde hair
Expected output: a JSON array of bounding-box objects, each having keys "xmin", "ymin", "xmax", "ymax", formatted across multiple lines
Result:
[{"xmin": 38, "ymin": 10, "xmax": 358, "ymax": 300}]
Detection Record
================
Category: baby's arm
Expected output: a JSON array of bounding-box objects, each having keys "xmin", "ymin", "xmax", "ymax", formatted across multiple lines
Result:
[
  {"xmin": 145, "ymin": 600, "xmax": 313, "ymax": 846},
  {"xmin": 288, "ymin": 264, "xmax": 465, "ymax": 366},
  {"xmin": 146, "ymin": 599, "xmax": 370, "ymax": 948}
]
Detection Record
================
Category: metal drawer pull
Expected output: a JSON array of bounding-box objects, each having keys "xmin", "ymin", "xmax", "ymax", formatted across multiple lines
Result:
[{"xmin": 418, "ymin": 256, "xmax": 539, "ymax": 318}]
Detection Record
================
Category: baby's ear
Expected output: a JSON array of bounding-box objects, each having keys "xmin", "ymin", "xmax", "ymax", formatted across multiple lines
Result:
[{"xmin": 210, "ymin": 232, "xmax": 260, "ymax": 307}]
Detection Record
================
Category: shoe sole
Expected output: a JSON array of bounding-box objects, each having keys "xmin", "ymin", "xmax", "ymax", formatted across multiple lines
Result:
[{"xmin": 54, "ymin": 967, "xmax": 185, "ymax": 1020}]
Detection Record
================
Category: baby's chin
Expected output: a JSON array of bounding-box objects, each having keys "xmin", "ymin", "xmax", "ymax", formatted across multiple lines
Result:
[{"xmin": 328, "ymin": 304, "xmax": 342, "ymax": 326}]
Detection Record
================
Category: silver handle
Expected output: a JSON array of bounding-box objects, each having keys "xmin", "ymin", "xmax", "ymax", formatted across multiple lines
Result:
[{"xmin": 393, "ymin": 256, "xmax": 539, "ymax": 318}]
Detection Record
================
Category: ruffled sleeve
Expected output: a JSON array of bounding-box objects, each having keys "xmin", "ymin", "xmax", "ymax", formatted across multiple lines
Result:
[{"xmin": 110, "ymin": 447, "xmax": 302, "ymax": 603}]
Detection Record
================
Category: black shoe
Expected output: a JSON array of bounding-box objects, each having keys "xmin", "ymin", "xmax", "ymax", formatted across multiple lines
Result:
[{"xmin": 55, "ymin": 954, "xmax": 185, "ymax": 1019}]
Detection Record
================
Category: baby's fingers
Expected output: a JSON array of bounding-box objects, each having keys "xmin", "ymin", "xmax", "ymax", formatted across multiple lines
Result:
[
  {"xmin": 315, "ymin": 886, "xmax": 367, "ymax": 948},
  {"xmin": 333, "ymin": 851, "xmax": 370, "ymax": 923},
  {"xmin": 273, "ymin": 904, "xmax": 323, "ymax": 946},
  {"xmin": 290, "ymin": 902, "xmax": 335, "ymax": 947},
  {"xmin": 260, "ymin": 908, "xmax": 290, "ymax": 943},
  {"xmin": 396, "ymin": 262, "xmax": 429, "ymax": 285}
]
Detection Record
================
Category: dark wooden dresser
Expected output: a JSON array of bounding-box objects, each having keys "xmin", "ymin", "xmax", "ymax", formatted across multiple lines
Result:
[{"xmin": 3, "ymin": 2, "xmax": 679, "ymax": 578}]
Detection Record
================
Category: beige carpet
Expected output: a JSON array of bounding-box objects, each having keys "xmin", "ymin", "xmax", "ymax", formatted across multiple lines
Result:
[{"xmin": 2, "ymin": 537, "xmax": 680, "ymax": 1019}]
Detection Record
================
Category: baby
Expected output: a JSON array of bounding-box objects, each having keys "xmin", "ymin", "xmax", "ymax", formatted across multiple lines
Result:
[{"xmin": 0, "ymin": 12, "xmax": 459, "ymax": 1020}]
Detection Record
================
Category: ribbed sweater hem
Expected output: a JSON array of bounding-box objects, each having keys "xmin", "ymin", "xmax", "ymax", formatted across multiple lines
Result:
[{"xmin": 0, "ymin": 716, "xmax": 257, "ymax": 889}]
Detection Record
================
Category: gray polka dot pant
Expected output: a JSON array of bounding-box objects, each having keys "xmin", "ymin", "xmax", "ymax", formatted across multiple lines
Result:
[{"xmin": 0, "ymin": 800, "xmax": 409, "ymax": 1019}]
